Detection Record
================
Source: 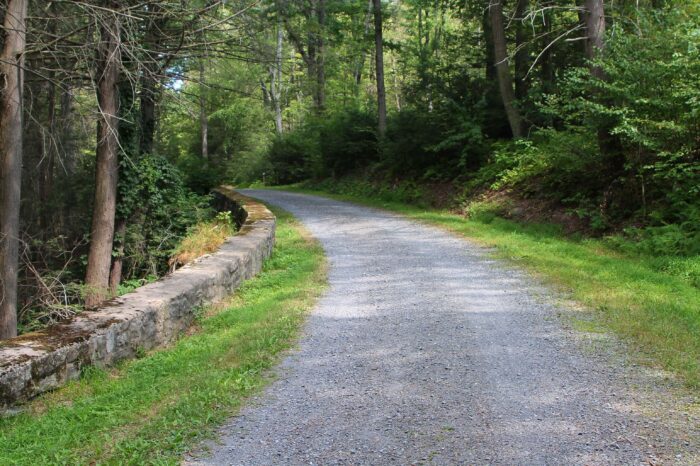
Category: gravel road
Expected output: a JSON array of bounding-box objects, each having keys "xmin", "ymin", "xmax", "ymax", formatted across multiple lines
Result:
[{"xmin": 187, "ymin": 190, "xmax": 698, "ymax": 465}]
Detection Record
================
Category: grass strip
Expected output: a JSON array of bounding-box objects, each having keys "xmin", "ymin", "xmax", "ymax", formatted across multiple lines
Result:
[
  {"xmin": 275, "ymin": 185, "xmax": 700, "ymax": 389},
  {"xmin": 0, "ymin": 206, "xmax": 326, "ymax": 465}
]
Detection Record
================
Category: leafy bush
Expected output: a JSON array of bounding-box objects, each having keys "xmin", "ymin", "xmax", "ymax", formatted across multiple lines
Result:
[
  {"xmin": 319, "ymin": 109, "xmax": 378, "ymax": 177},
  {"xmin": 468, "ymin": 129, "xmax": 602, "ymax": 197},
  {"xmin": 307, "ymin": 177, "xmax": 428, "ymax": 206},
  {"xmin": 615, "ymin": 218, "xmax": 700, "ymax": 257},
  {"xmin": 266, "ymin": 127, "xmax": 320, "ymax": 184},
  {"xmin": 119, "ymin": 155, "xmax": 213, "ymax": 279},
  {"xmin": 383, "ymin": 106, "xmax": 486, "ymax": 179}
]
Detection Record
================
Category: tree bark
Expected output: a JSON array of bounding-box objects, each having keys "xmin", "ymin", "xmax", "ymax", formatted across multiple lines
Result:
[
  {"xmin": 583, "ymin": 0, "xmax": 621, "ymax": 169},
  {"xmin": 140, "ymin": 76, "xmax": 157, "ymax": 155},
  {"xmin": 0, "ymin": 0, "xmax": 28, "ymax": 339},
  {"xmin": 373, "ymin": 0, "xmax": 386, "ymax": 138},
  {"xmin": 353, "ymin": 0, "xmax": 373, "ymax": 87},
  {"xmin": 316, "ymin": 0, "xmax": 326, "ymax": 112},
  {"xmin": 39, "ymin": 77, "xmax": 57, "ymax": 237},
  {"xmin": 514, "ymin": 0, "xmax": 529, "ymax": 101},
  {"xmin": 199, "ymin": 57, "xmax": 208, "ymax": 159},
  {"xmin": 584, "ymin": 0, "xmax": 606, "ymax": 80},
  {"xmin": 273, "ymin": 12, "xmax": 284, "ymax": 134},
  {"xmin": 488, "ymin": 0, "xmax": 523, "ymax": 138},
  {"xmin": 85, "ymin": 7, "xmax": 120, "ymax": 308},
  {"xmin": 482, "ymin": 6, "xmax": 496, "ymax": 83},
  {"xmin": 540, "ymin": 7, "xmax": 554, "ymax": 96},
  {"xmin": 108, "ymin": 219, "xmax": 126, "ymax": 295},
  {"xmin": 139, "ymin": 6, "xmax": 168, "ymax": 156}
]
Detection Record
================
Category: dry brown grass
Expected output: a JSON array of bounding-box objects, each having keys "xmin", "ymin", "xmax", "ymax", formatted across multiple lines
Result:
[{"xmin": 169, "ymin": 220, "xmax": 236, "ymax": 270}]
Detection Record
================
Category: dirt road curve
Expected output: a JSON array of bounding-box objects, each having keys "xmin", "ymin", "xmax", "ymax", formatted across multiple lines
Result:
[{"xmin": 187, "ymin": 190, "xmax": 698, "ymax": 465}]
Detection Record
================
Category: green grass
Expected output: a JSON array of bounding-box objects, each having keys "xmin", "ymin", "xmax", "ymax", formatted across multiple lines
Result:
[
  {"xmin": 0, "ymin": 206, "xmax": 326, "ymax": 465},
  {"xmin": 275, "ymin": 183, "xmax": 700, "ymax": 389}
]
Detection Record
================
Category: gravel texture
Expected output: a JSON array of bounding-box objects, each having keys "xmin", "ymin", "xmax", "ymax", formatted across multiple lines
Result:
[{"xmin": 187, "ymin": 190, "xmax": 699, "ymax": 466}]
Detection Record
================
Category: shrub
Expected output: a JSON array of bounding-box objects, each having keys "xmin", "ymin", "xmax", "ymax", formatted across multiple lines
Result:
[
  {"xmin": 383, "ymin": 106, "xmax": 486, "ymax": 180},
  {"xmin": 119, "ymin": 155, "xmax": 213, "ymax": 279},
  {"xmin": 266, "ymin": 127, "xmax": 320, "ymax": 184},
  {"xmin": 319, "ymin": 109, "xmax": 378, "ymax": 177}
]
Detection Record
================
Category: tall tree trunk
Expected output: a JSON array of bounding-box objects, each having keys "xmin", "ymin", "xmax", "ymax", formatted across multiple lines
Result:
[
  {"xmin": 59, "ymin": 84, "xmax": 75, "ymax": 174},
  {"xmin": 273, "ymin": 13, "xmax": 284, "ymax": 134},
  {"xmin": 0, "ymin": 0, "xmax": 28, "ymax": 339},
  {"xmin": 199, "ymin": 57, "xmax": 208, "ymax": 159},
  {"xmin": 39, "ymin": 5, "xmax": 58, "ymax": 237},
  {"xmin": 39, "ymin": 78, "xmax": 57, "ymax": 237},
  {"xmin": 108, "ymin": 219, "xmax": 126, "ymax": 295},
  {"xmin": 373, "ymin": 0, "xmax": 386, "ymax": 138},
  {"xmin": 110, "ymin": 73, "xmax": 138, "ymax": 294},
  {"xmin": 584, "ymin": 0, "xmax": 606, "ymax": 80},
  {"xmin": 391, "ymin": 54, "xmax": 401, "ymax": 112},
  {"xmin": 540, "ymin": 7, "xmax": 554, "ymax": 96},
  {"xmin": 353, "ymin": 0, "xmax": 373, "ymax": 88},
  {"xmin": 85, "ymin": 7, "xmax": 121, "ymax": 308},
  {"xmin": 489, "ymin": 0, "xmax": 523, "ymax": 138},
  {"xmin": 583, "ymin": 0, "xmax": 621, "ymax": 170},
  {"xmin": 316, "ymin": 0, "xmax": 326, "ymax": 112},
  {"xmin": 139, "ymin": 5, "xmax": 167, "ymax": 156},
  {"xmin": 514, "ymin": 0, "xmax": 529, "ymax": 101},
  {"xmin": 140, "ymin": 76, "xmax": 157, "ymax": 155},
  {"xmin": 482, "ymin": 6, "xmax": 496, "ymax": 83},
  {"xmin": 306, "ymin": 2, "xmax": 319, "ymax": 111},
  {"xmin": 58, "ymin": 84, "xmax": 74, "ymax": 232}
]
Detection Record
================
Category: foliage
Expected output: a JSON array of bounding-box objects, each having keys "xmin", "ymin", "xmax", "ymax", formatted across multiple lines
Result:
[
  {"xmin": 266, "ymin": 126, "xmax": 321, "ymax": 184},
  {"xmin": 382, "ymin": 106, "xmax": 486, "ymax": 180},
  {"xmin": 119, "ymin": 156, "xmax": 213, "ymax": 280},
  {"xmin": 533, "ymin": 8, "xmax": 700, "ymax": 251},
  {"xmin": 467, "ymin": 129, "xmax": 607, "ymax": 225},
  {"xmin": 319, "ymin": 109, "xmax": 378, "ymax": 177},
  {"xmin": 306, "ymin": 177, "xmax": 428, "ymax": 206}
]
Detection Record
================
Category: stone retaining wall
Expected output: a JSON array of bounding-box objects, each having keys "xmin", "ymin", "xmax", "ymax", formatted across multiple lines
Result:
[{"xmin": 0, "ymin": 187, "xmax": 275, "ymax": 409}]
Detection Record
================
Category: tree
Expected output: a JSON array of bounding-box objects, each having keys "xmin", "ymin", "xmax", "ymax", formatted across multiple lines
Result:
[
  {"xmin": 316, "ymin": 0, "xmax": 326, "ymax": 112},
  {"xmin": 0, "ymin": 0, "xmax": 28, "ymax": 338},
  {"xmin": 584, "ymin": 0, "xmax": 606, "ymax": 80},
  {"xmin": 282, "ymin": 0, "xmax": 326, "ymax": 113},
  {"xmin": 273, "ymin": 13, "xmax": 284, "ymax": 133},
  {"xmin": 373, "ymin": 0, "xmax": 386, "ymax": 138},
  {"xmin": 488, "ymin": 0, "xmax": 523, "ymax": 138},
  {"xmin": 84, "ymin": 4, "xmax": 121, "ymax": 308},
  {"xmin": 514, "ymin": 0, "xmax": 530, "ymax": 102},
  {"xmin": 352, "ymin": 0, "xmax": 373, "ymax": 88},
  {"xmin": 200, "ymin": 56, "xmax": 209, "ymax": 159},
  {"xmin": 262, "ymin": 3, "xmax": 285, "ymax": 134}
]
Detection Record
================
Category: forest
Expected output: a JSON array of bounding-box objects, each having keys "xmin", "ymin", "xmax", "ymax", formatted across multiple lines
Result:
[{"xmin": 0, "ymin": 0, "xmax": 698, "ymax": 340}]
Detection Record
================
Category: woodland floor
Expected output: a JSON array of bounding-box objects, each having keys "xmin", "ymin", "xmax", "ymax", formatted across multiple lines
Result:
[{"xmin": 186, "ymin": 190, "xmax": 699, "ymax": 465}]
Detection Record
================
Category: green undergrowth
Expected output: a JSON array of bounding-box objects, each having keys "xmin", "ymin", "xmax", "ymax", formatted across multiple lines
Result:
[
  {"xmin": 0, "ymin": 206, "xmax": 326, "ymax": 465},
  {"xmin": 274, "ymin": 183, "xmax": 700, "ymax": 388}
]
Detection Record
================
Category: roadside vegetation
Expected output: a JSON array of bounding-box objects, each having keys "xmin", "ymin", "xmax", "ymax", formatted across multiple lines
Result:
[
  {"xmin": 169, "ymin": 211, "xmax": 237, "ymax": 271},
  {"xmin": 277, "ymin": 183, "xmax": 700, "ymax": 388},
  {"xmin": 0, "ymin": 207, "xmax": 326, "ymax": 465}
]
